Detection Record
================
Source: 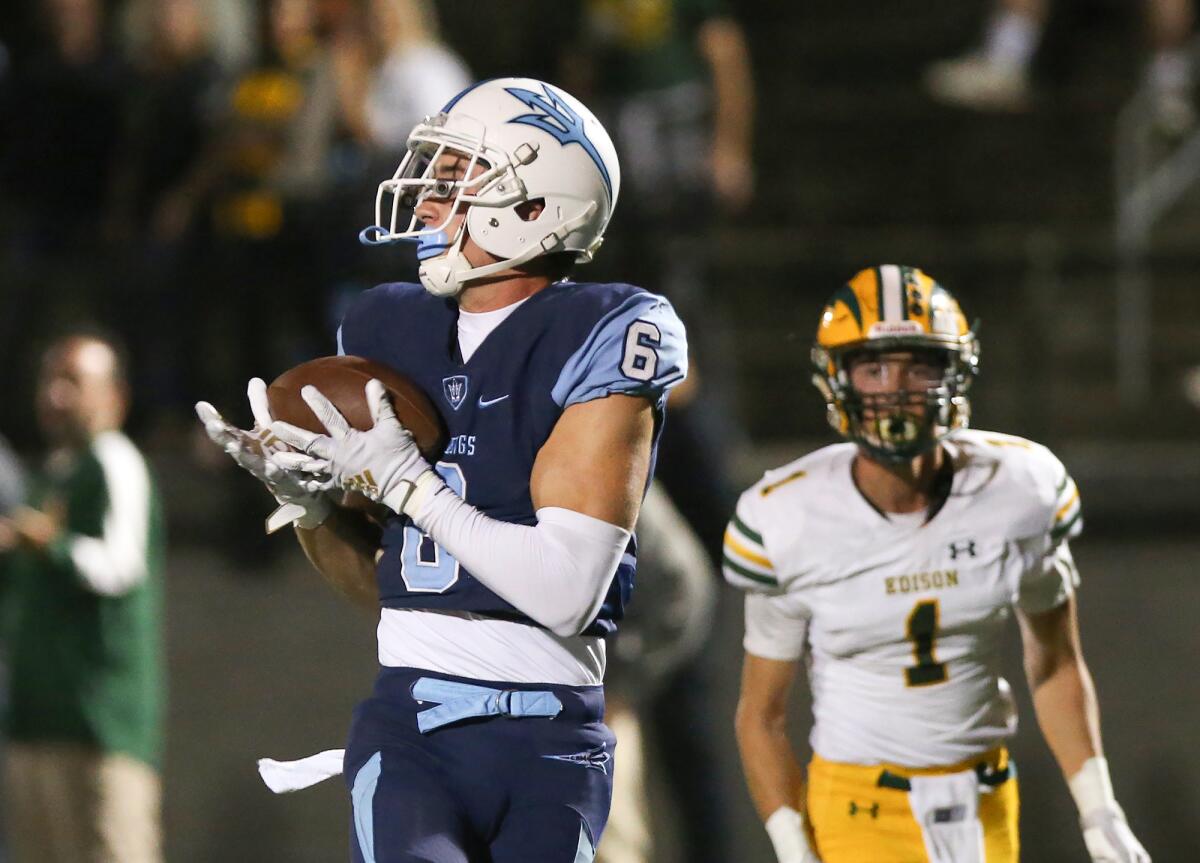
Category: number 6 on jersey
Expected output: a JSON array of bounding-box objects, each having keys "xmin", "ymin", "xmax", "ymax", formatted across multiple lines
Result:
[{"xmin": 621, "ymin": 320, "xmax": 662, "ymax": 381}]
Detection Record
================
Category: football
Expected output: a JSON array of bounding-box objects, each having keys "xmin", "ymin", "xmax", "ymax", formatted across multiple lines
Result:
[{"xmin": 267, "ymin": 355, "xmax": 446, "ymax": 460}]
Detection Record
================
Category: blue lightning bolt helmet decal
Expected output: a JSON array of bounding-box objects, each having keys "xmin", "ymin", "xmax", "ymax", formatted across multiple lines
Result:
[{"xmin": 505, "ymin": 83, "xmax": 613, "ymax": 202}]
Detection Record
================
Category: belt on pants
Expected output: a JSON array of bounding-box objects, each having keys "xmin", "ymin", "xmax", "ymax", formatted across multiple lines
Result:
[
  {"xmin": 411, "ymin": 677, "xmax": 564, "ymax": 734},
  {"xmin": 877, "ymin": 762, "xmax": 1012, "ymax": 793}
]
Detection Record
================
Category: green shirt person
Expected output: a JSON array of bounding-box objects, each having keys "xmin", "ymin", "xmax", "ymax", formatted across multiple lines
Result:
[{"xmin": 0, "ymin": 333, "xmax": 165, "ymax": 863}]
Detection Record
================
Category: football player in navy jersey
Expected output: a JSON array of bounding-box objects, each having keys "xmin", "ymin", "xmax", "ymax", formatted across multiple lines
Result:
[{"xmin": 196, "ymin": 78, "xmax": 687, "ymax": 862}]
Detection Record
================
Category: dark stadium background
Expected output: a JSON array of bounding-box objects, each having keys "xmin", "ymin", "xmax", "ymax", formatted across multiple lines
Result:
[{"xmin": 0, "ymin": 0, "xmax": 1197, "ymax": 860}]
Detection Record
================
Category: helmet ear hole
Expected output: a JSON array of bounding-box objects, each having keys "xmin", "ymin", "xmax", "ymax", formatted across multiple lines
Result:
[{"xmin": 515, "ymin": 198, "xmax": 545, "ymax": 222}]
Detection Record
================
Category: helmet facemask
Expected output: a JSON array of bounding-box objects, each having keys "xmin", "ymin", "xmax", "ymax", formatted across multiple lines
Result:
[
  {"xmin": 360, "ymin": 106, "xmax": 602, "ymax": 297},
  {"xmin": 812, "ymin": 340, "xmax": 978, "ymax": 465},
  {"xmin": 359, "ymin": 114, "xmax": 538, "ymax": 296}
]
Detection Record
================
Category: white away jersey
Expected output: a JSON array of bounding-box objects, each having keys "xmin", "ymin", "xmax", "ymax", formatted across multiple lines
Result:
[{"xmin": 723, "ymin": 429, "xmax": 1082, "ymax": 767}]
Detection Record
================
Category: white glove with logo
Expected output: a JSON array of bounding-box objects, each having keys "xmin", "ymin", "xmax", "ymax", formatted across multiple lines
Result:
[
  {"xmin": 195, "ymin": 378, "xmax": 332, "ymax": 533},
  {"xmin": 1071, "ymin": 757, "xmax": 1151, "ymax": 863},
  {"xmin": 268, "ymin": 380, "xmax": 437, "ymax": 517}
]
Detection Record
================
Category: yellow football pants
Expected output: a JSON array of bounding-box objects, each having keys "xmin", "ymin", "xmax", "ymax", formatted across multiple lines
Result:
[{"xmin": 806, "ymin": 748, "xmax": 1019, "ymax": 863}]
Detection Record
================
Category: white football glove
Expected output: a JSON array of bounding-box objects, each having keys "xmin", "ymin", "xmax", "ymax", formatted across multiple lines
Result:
[
  {"xmin": 1081, "ymin": 806, "xmax": 1150, "ymax": 863},
  {"xmin": 269, "ymin": 380, "xmax": 436, "ymax": 517},
  {"xmin": 195, "ymin": 378, "xmax": 332, "ymax": 533},
  {"xmin": 764, "ymin": 807, "xmax": 821, "ymax": 863},
  {"xmin": 1070, "ymin": 757, "xmax": 1150, "ymax": 863}
]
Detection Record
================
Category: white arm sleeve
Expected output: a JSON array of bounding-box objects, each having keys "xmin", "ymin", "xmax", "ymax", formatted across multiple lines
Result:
[
  {"xmin": 68, "ymin": 434, "xmax": 152, "ymax": 597},
  {"xmin": 413, "ymin": 484, "xmax": 632, "ymax": 637},
  {"xmin": 744, "ymin": 592, "xmax": 810, "ymax": 662}
]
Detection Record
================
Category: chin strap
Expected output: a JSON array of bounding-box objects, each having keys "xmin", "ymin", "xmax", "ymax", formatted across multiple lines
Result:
[
  {"xmin": 419, "ymin": 238, "xmax": 543, "ymax": 297},
  {"xmin": 413, "ymin": 202, "xmax": 599, "ymax": 298}
]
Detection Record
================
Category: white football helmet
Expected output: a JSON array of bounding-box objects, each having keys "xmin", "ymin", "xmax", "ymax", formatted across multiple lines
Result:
[{"xmin": 361, "ymin": 77, "xmax": 621, "ymax": 297}]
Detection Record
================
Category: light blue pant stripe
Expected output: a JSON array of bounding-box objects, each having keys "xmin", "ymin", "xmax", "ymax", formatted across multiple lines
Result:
[
  {"xmin": 351, "ymin": 752, "xmax": 383, "ymax": 863},
  {"xmin": 574, "ymin": 824, "xmax": 595, "ymax": 863}
]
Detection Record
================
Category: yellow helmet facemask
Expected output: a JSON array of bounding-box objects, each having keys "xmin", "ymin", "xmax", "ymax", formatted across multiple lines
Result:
[{"xmin": 811, "ymin": 265, "xmax": 980, "ymax": 464}]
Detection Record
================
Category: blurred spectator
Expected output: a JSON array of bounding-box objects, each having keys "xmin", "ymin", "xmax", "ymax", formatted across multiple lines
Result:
[
  {"xmin": 109, "ymin": 0, "xmax": 224, "ymax": 250},
  {"xmin": 927, "ymin": 0, "xmax": 1196, "ymax": 131},
  {"xmin": 212, "ymin": 0, "xmax": 345, "ymax": 221},
  {"xmin": 0, "ymin": 332, "xmax": 165, "ymax": 863},
  {"xmin": 0, "ymin": 0, "xmax": 129, "ymax": 445},
  {"xmin": 207, "ymin": 0, "xmax": 258, "ymax": 73},
  {"xmin": 0, "ymin": 434, "xmax": 25, "ymax": 516},
  {"xmin": 2, "ymin": 0, "xmax": 126, "ymax": 256},
  {"xmin": 1184, "ymin": 365, "xmax": 1200, "ymax": 407},
  {"xmin": 167, "ymin": 0, "xmax": 375, "ymax": 562},
  {"xmin": 194, "ymin": 0, "xmax": 358, "ymax": 411},
  {"xmin": 598, "ymin": 482, "xmax": 717, "ymax": 863},
  {"xmin": 357, "ymin": 0, "xmax": 471, "ymax": 156},
  {"xmin": 105, "ymin": 0, "xmax": 227, "ymax": 424},
  {"xmin": 577, "ymin": 0, "xmax": 754, "ymax": 215}
]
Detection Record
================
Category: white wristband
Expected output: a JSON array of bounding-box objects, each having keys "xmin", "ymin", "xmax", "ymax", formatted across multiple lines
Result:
[
  {"xmin": 1069, "ymin": 756, "xmax": 1118, "ymax": 817},
  {"xmin": 765, "ymin": 806, "xmax": 816, "ymax": 863},
  {"xmin": 396, "ymin": 469, "xmax": 443, "ymax": 518}
]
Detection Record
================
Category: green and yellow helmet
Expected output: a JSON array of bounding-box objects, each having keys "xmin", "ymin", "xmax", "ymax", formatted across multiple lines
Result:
[{"xmin": 811, "ymin": 265, "xmax": 980, "ymax": 463}]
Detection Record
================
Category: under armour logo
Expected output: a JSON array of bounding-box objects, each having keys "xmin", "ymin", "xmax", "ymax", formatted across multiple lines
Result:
[
  {"xmin": 848, "ymin": 801, "xmax": 879, "ymax": 819},
  {"xmin": 948, "ymin": 540, "xmax": 977, "ymax": 560}
]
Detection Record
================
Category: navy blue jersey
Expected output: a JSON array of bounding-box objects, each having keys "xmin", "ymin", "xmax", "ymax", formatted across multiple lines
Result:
[{"xmin": 337, "ymin": 280, "xmax": 687, "ymax": 636}]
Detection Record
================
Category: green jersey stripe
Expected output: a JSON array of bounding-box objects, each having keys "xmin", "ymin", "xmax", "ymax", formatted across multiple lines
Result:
[
  {"xmin": 876, "ymin": 266, "xmax": 886, "ymax": 322},
  {"xmin": 830, "ymin": 283, "xmax": 864, "ymax": 331},
  {"xmin": 1051, "ymin": 510, "xmax": 1082, "ymax": 540},
  {"xmin": 723, "ymin": 554, "xmax": 779, "ymax": 586},
  {"xmin": 731, "ymin": 512, "xmax": 763, "ymax": 545}
]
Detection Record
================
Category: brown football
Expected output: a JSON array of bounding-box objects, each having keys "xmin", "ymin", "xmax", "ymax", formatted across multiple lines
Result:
[{"xmin": 267, "ymin": 355, "xmax": 446, "ymax": 460}]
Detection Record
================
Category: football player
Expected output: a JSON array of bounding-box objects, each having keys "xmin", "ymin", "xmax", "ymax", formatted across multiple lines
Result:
[
  {"xmin": 196, "ymin": 78, "xmax": 686, "ymax": 862},
  {"xmin": 726, "ymin": 266, "xmax": 1150, "ymax": 863}
]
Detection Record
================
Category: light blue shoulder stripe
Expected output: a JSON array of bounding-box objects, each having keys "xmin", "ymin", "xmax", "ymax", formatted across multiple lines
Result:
[
  {"xmin": 351, "ymin": 752, "xmax": 382, "ymax": 863},
  {"xmin": 551, "ymin": 292, "xmax": 688, "ymax": 409}
]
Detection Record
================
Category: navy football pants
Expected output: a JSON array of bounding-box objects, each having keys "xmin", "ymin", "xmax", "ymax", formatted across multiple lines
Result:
[{"xmin": 345, "ymin": 668, "xmax": 614, "ymax": 863}]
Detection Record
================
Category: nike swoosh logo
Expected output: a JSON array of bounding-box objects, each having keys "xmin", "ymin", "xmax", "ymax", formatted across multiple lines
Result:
[{"xmin": 477, "ymin": 394, "xmax": 510, "ymax": 408}]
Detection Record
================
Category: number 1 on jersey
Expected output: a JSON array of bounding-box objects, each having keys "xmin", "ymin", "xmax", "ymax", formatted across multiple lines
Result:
[{"xmin": 904, "ymin": 599, "xmax": 948, "ymax": 686}]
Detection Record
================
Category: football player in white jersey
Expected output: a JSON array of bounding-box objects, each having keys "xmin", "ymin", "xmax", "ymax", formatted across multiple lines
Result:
[{"xmin": 726, "ymin": 265, "xmax": 1151, "ymax": 863}]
